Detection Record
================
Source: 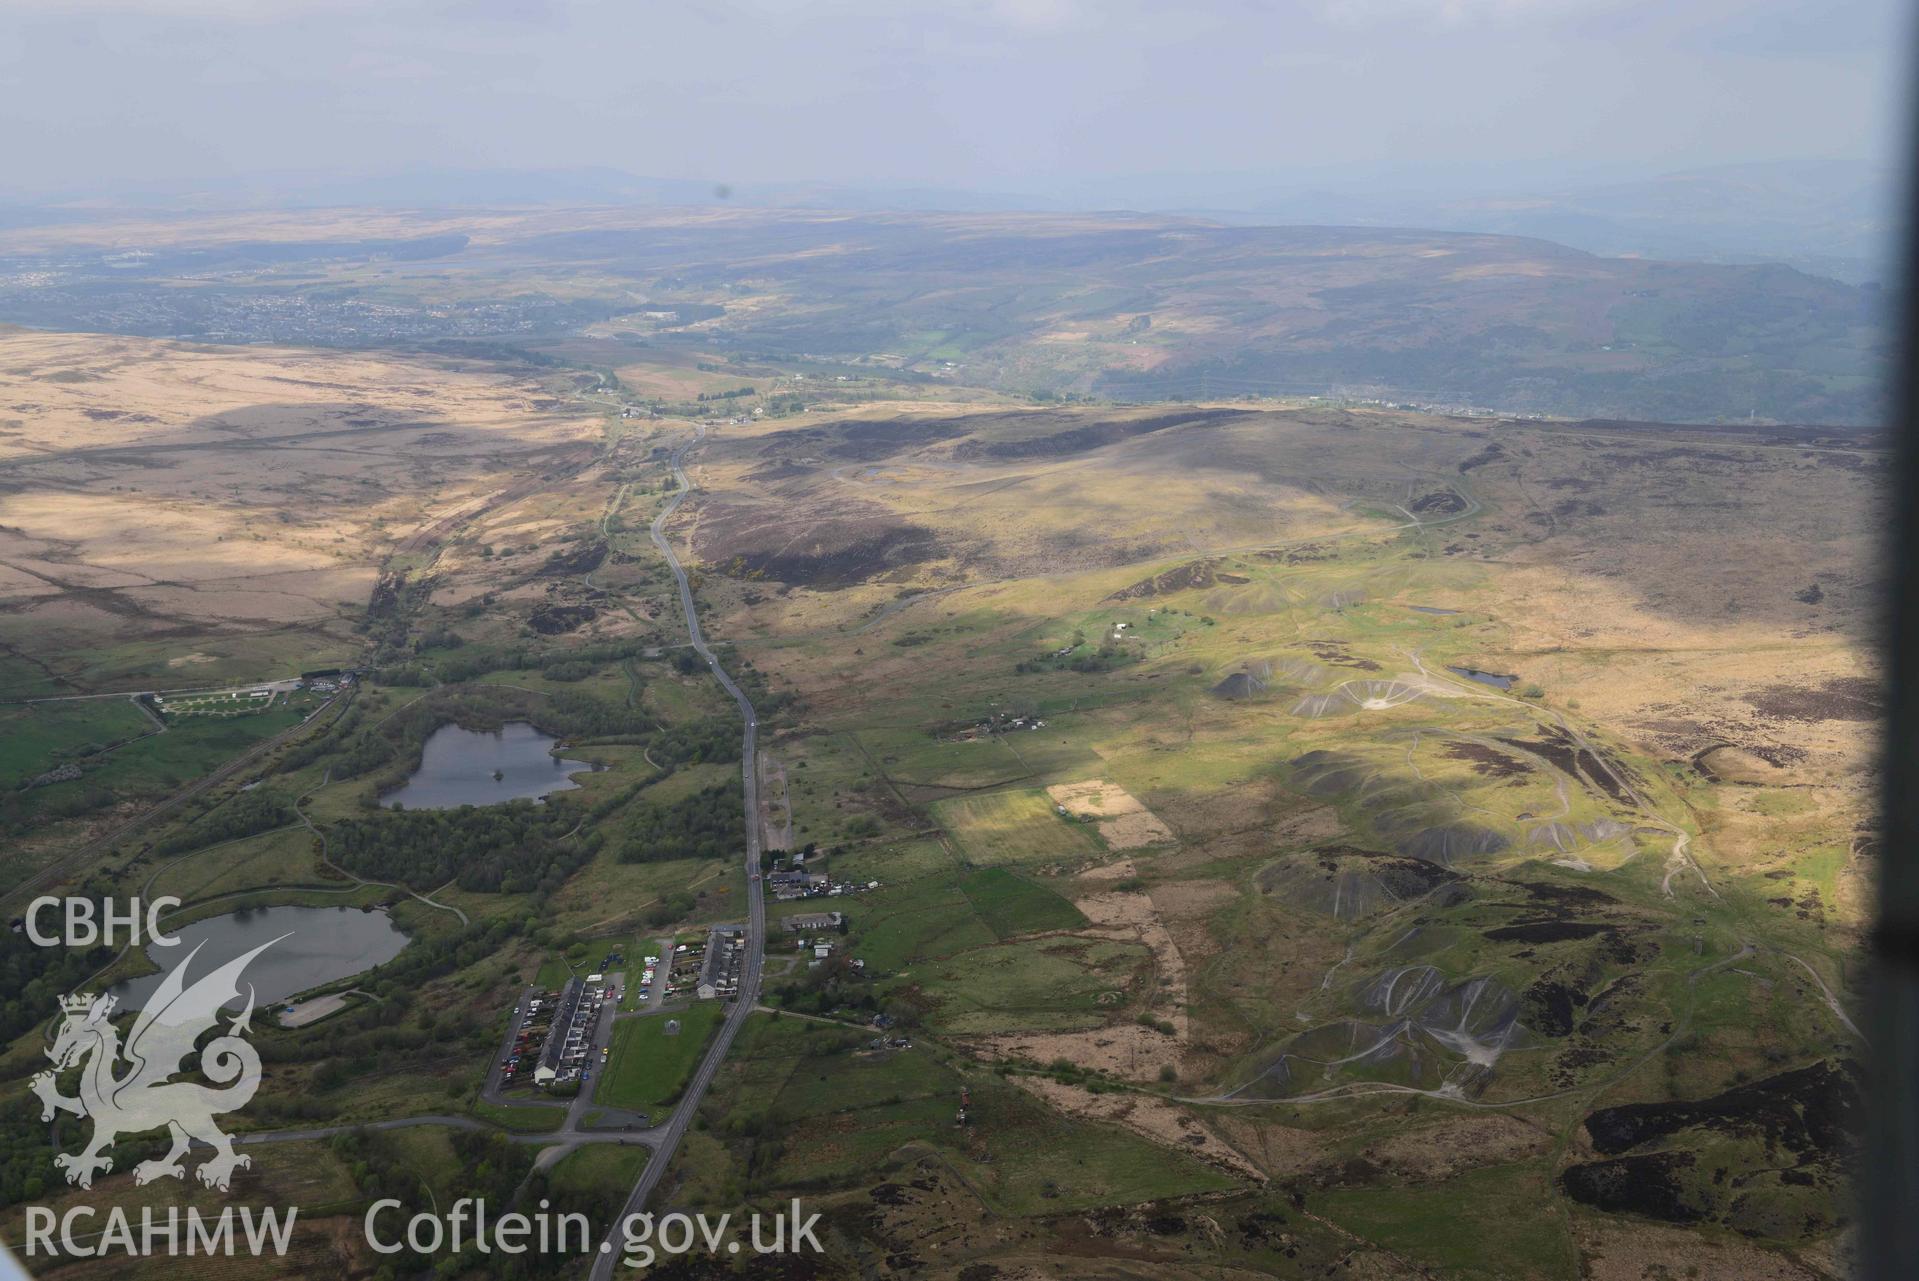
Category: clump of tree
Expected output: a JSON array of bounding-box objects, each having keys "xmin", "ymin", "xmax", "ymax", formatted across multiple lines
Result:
[
  {"xmin": 277, "ymin": 702, "xmax": 366, "ymax": 774},
  {"xmin": 650, "ymin": 717, "xmax": 741, "ymax": 766},
  {"xmin": 544, "ymin": 689, "xmax": 651, "ymax": 738},
  {"xmin": 0, "ymin": 884, "xmax": 115, "ymax": 1048},
  {"xmin": 331, "ymin": 801, "xmax": 600, "ymax": 894},
  {"xmin": 328, "ymin": 1127, "xmax": 531, "ymax": 1265},
  {"xmin": 1015, "ymin": 627, "xmax": 1128, "ymax": 674},
  {"xmin": 644, "ymin": 890, "xmax": 697, "ymax": 927},
  {"xmin": 414, "ymin": 626, "xmax": 465, "ymax": 653},
  {"xmin": 768, "ymin": 955, "xmax": 883, "ymax": 1019},
  {"xmin": 420, "ymin": 638, "xmax": 655, "ymax": 685},
  {"xmin": 619, "ymin": 781, "xmax": 744, "ymax": 863},
  {"xmin": 153, "ymin": 789, "xmax": 295, "ymax": 856}
]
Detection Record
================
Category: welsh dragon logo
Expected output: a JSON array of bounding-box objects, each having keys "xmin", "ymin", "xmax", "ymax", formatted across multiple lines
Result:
[{"xmin": 32, "ymin": 936, "xmax": 283, "ymax": 1192}]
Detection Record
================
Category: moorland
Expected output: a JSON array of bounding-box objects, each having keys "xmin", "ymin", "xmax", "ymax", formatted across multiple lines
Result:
[{"xmin": 0, "ymin": 207, "xmax": 1885, "ymax": 1280}]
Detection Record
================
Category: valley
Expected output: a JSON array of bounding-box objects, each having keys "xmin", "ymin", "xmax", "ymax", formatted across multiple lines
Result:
[{"xmin": 0, "ymin": 325, "xmax": 1880, "ymax": 1277}]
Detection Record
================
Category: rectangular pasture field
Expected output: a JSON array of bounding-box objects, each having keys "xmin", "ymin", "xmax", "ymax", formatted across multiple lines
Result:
[{"xmin": 933, "ymin": 787, "xmax": 1107, "ymax": 866}]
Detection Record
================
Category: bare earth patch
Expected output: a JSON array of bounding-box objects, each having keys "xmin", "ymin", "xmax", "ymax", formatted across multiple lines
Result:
[
  {"xmin": 1355, "ymin": 1114, "xmax": 1551, "ymax": 1180},
  {"xmin": 1095, "ymin": 810, "xmax": 1177, "ymax": 848},
  {"xmin": 1047, "ymin": 779, "xmax": 1176, "ymax": 848},
  {"xmin": 1077, "ymin": 858, "xmax": 1138, "ymax": 883},
  {"xmin": 277, "ymin": 992, "xmax": 354, "ymax": 1028},
  {"xmin": 1272, "ymin": 803, "xmax": 1346, "ymax": 845},
  {"xmin": 1013, "ymin": 1076, "xmax": 1264, "ymax": 1181},
  {"xmin": 1048, "ymin": 779, "xmax": 1147, "ymax": 818},
  {"xmin": 1202, "ymin": 1112, "xmax": 1331, "ymax": 1180},
  {"xmin": 1574, "ymin": 1219, "xmax": 1833, "ymax": 1281},
  {"xmin": 1077, "ymin": 888, "xmax": 1189, "ymax": 1037},
  {"xmin": 1150, "ymin": 878, "xmax": 1239, "ymax": 922},
  {"xmin": 972, "ymin": 1021, "xmax": 1178, "ymax": 1079},
  {"xmin": 969, "ymin": 876, "xmax": 1204, "ymax": 1081}
]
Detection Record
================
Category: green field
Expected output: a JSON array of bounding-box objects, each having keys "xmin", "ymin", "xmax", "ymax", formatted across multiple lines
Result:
[
  {"xmin": 0, "ymin": 698, "xmax": 156, "ymax": 788},
  {"xmin": 599, "ymin": 1002, "xmax": 723, "ymax": 1111},
  {"xmin": 844, "ymin": 879, "xmax": 996, "ymax": 972},
  {"xmin": 469, "ymin": 1100, "xmax": 564, "ymax": 1139},
  {"xmin": 535, "ymin": 953, "xmax": 578, "ymax": 988},
  {"xmin": 145, "ymin": 824, "xmax": 322, "ymax": 904},
  {"xmin": 1318, "ymin": 1163, "xmax": 1578, "ymax": 1279},
  {"xmin": 933, "ymin": 788, "xmax": 1104, "ymax": 866},
  {"xmin": 477, "ymin": 664, "xmax": 633, "ymax": 706},
  {"xmin": 840, "ymin": 861, "xmax": 1092, "ymax": 980},
  {"xmin": 691, "ymin": 1014, "xmax": 1237, "ymax": 1211},
  {"xmin": 950, "ymin": 1078, "xmax": 1239, "ymax": 1214},
  {"xmin": 958, "ymin": 866, "xmax": 1086, "ymax": 938},
  {"xmin": 545, "ymin": 847, "xmax": 732, "ymax": 937},
  {"xmin": 546, "ymin": 1142, "xmax": 652, "ymax": 1193},
  {"xmin": 47, "ymin": 706, "xmax": 303, "ymax": 800},
  {"xmin": 642, "ymin": 673, "xmax": 730, "ymax": 725},
  {"xmin": 832, "ymin": 837, "xmax": 959, "ymax": 887},
  {"xmin": 858, "ymin": 727, "xmax": 1031, "ymax": 789},
  {"xmin": 910, "ymin": 936, "xmax": 1148, "ymax": 1035},
  {"xmin": 0, "ymin": 623, "xmax": 351, "ymax": 701},
  {"xmin": 858, "ymin": 723, "xmax": 1104, "ymax": 795}
]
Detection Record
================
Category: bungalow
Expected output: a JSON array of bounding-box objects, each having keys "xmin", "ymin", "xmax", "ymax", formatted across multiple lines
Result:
[{"xmin": 782, "ymin": 911, "xmax": 843, "ymax": 934}]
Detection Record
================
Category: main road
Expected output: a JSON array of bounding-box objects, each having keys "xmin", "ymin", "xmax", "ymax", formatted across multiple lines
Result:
[{"xmin": 587, "ymin": 425, "xmax": 766, "ymax": 1278}]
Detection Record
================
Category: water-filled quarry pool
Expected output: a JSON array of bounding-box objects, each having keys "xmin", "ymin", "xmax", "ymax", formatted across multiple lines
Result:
[
  {"xmin": 380, "ymin": 721, "xmax": 594, "ymax": 810},
  {"xmin": 109, "ymin": 904, "xmax": 408, "ymax": 1011},
  {"xmin": 1447, "ymin": 665, "xmax": 1518, "ymax": 691}
]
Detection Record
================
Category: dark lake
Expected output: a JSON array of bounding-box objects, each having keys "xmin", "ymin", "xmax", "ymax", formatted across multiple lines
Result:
[
  {"xmin": 1447, "ymin": 665, "xmax": 1518, "ymax": 690},
  {"xmin": 109, "ymin": 905, "xmax": 408, "ymax": 1011},
  {"xmin": 380, "ymin": 721, "xmax": 593, "ymax": 810}
]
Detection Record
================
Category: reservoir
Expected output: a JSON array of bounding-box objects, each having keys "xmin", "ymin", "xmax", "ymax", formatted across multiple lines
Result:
[
  {"xmin": 380, "ymin": 721, "xmax": 593, "ymax": 810},
  {"xmin": 109, "ymin": 905, "xmax": 408, "ymax": 1011}
]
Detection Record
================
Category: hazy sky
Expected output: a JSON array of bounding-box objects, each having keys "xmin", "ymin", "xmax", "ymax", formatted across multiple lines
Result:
[{"xmin": 0, "ymin": 0, "xmax": 1908, "ymax": 201}]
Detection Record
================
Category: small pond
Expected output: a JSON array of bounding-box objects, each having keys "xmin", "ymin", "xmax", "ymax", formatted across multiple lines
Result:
[
  {"xmin": 1447, "ymin": 665, "xmax": 1518, "ymax": 691},
  {"xmin": 109, "ymin": 904, "xmax": 408, "ymax": 1012},
  {"xmin": 1409, "ymin": 605, "xmax": 1460, "ymax": 615},
  {"xmin": 380, "ymin": 721, "xmax": 594, "ymax": 810}
]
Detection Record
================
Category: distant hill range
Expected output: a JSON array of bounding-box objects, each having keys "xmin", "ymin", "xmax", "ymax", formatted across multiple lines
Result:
[
  {"xmin": 482, "ymin": 208, "xmax": 1892, "ymax": 425},
  {"xmin": 0, "ymin": 200, "xmax": 1892, "ymax": 425},
  {"xmin": 32, "ymin": 156, "xmax": 1890, "ymax": 281},
  {"xmin": 1176, "ymin": 159, "xmax": 1897, "ymax": 287}
]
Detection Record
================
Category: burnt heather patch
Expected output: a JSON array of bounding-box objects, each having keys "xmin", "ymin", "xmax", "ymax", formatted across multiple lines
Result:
[
  {"xmin": 1747, "ymin": 676, "xmax": 1883, "ymax": 723},
  {"xmin": 1581, "ymin": 1059, "xmax": 1861, "ymax": 1158}
]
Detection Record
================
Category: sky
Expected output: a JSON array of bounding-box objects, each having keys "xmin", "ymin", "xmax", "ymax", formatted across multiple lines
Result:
[{"xmin": 0, "ymin": 0, "xmax": 1908, "ymax": 204}]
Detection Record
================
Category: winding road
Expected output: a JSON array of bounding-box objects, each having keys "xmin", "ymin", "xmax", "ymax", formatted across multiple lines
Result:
[
  {"xmin": 587, "ymin": 425, "xmax": 767, "ymax": 1278},
  {"xmin": 235, "ymin": 423, "xmax": 769, "ymax": 1255}
]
